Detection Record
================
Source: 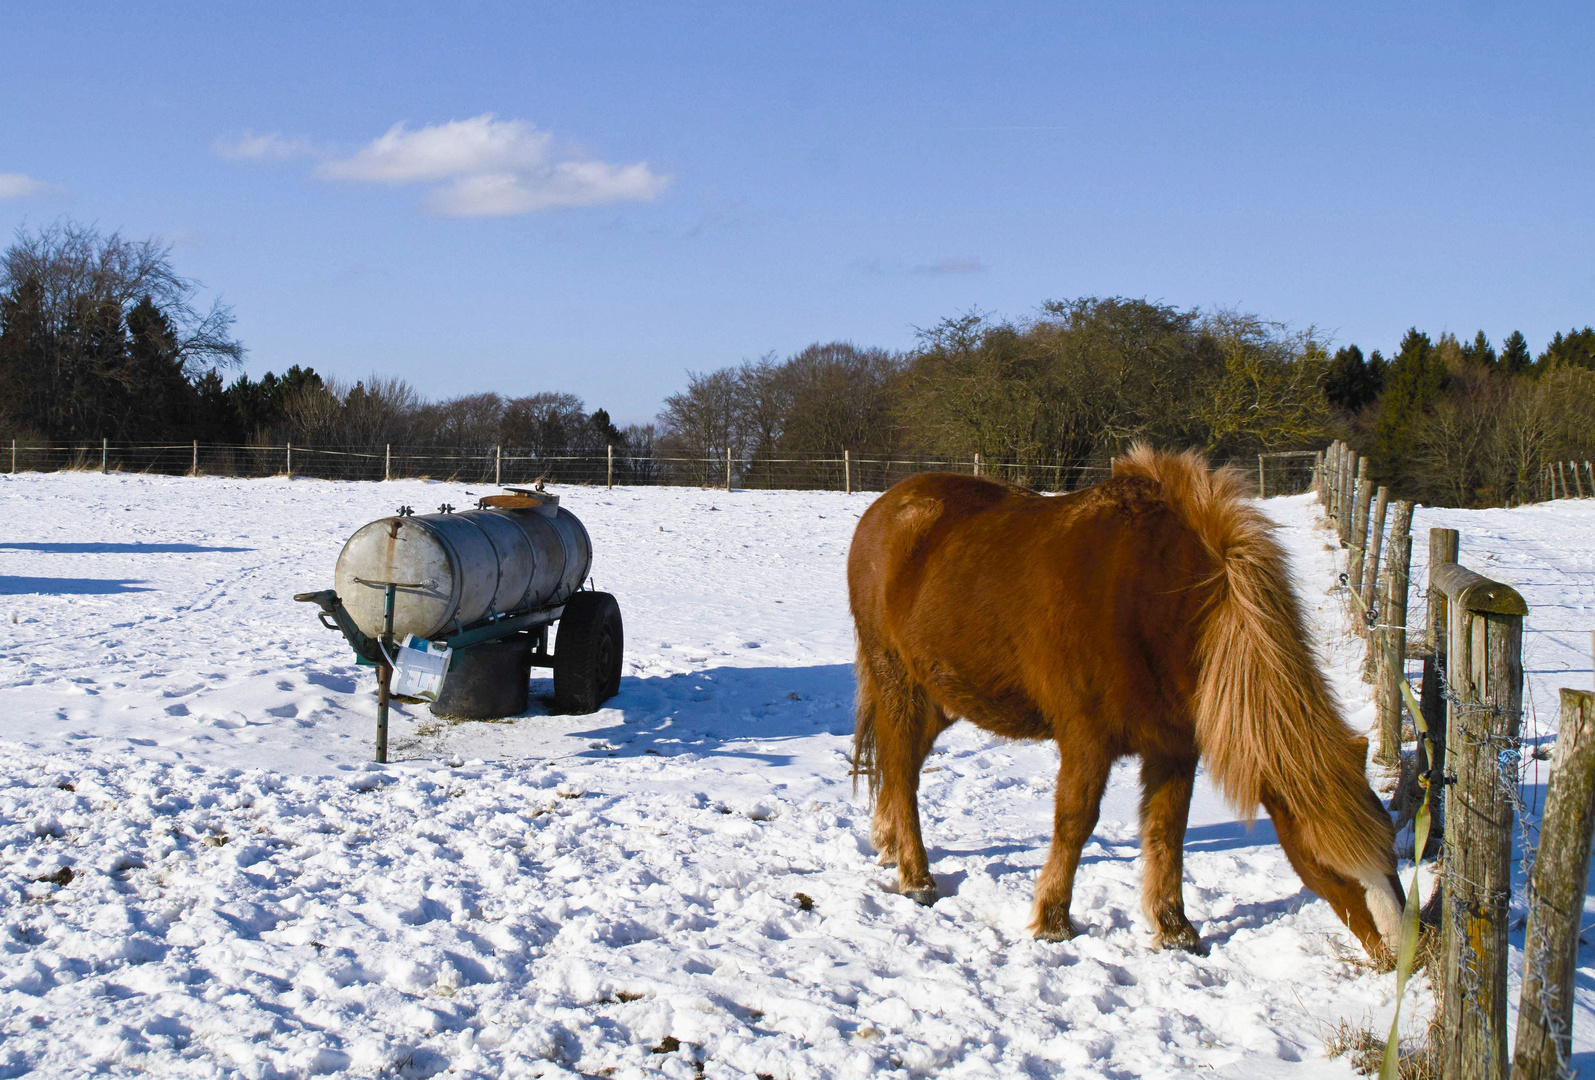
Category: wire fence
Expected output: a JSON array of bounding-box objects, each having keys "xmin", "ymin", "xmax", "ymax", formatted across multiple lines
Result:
[{"xmin": 0, "ymin": 439, "xmax": 1323, "ymax": 496}]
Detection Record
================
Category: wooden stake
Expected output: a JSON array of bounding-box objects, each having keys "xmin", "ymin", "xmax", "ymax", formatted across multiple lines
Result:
[
  {"xmin": 1361, "ymin": 485, "xmax": 1389, "ymax": 615},
  {"xmin": 1572, "ymin": 461, "xmax": 1586, "ymax": 499},
  {"xmin": 495, "ymin": 445, "xmax": 502, "ymax": 486},
  {"xmin": 1436, "ymin": 562, "xmax": 1526, "ymax": 1080},
  {"xmin": 1258, "ymin": 453, "xmax": 1265, "ymax": 498},
  {"xmin": 726, "ymin": 445, "xmax": 732, "ymax": 491},
  {"xmin": 101, "ymin": 437, "xmax": 108, "ymax": 474},
  {"xmin": 1421, "ymin": 528, "xmax": 1460, "ymax": 806},
  {"xmin": 286, "ymin": 441, "xmax": 292, "ymax": 477},
  {"xmin": 1513, "ymin": 688, "xmax": 1595, "ymax": 1078},
  {"xmin": 844, "ymin": 449, "xmax": 851, "ymax": 495},
  {"xmin": 385, "ymin": 444, "xmax": 391, "ymax": 482},
  {"xmin": 1376, "ymin": 500, "xmax": 1413, "ymax": 765},
  {"xmin": 191, "ymin": 440, "xmax": 198, "ymax": 477},
  {"xmin": 1348, "ymin": 458, "xmax": 1373, "ymax": 601},
  {"xmin": 607, "ymin": 443, "xmax": 614, "ymax": 490},
  {"xmin": 1339, "ymin": 450, "xmax": 1357, "ymax": 545}
]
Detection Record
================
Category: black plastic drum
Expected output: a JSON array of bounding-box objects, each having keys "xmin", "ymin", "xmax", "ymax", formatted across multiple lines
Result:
[{"xmin": 431, "ymin": 638, "xmax": 534, "ymax": 720}]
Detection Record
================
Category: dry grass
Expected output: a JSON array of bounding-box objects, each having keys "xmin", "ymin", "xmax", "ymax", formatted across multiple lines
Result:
[{"xmin": 1321, "ymin": 1017, "xmax": 1440, "ymax": 1078}]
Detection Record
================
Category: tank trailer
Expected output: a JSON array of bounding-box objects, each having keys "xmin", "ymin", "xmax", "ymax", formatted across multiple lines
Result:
[{"xmin": 295, "ymin": 488, "xmax": 623, "ymax": 761}]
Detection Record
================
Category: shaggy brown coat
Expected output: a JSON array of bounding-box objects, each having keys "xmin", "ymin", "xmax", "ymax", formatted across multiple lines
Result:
[{"xmin": 847, "ymin": 446, "xmax": 1402, "ymax": 958}]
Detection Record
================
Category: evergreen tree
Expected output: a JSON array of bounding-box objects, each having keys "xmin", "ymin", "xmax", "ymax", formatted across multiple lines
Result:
[
  {"xmin": 1500, "ymin": 330, "xmax": 1532, "ymax": 375},
  {"xmin": 1461, "ymin": 331, "xmax": 1497, "ymax": 368},
  {"xmin": 1321, "ymin": 344, "xmax": 1383, "ymax": 413},
  {"xmin": 69, "ymin": 297, "xmax": 133, "ymax": 440},
  {"xmin": 0, "ymin": 275, "xmax": 50, "ymax": 436},
  {"xmin": 588, "ymin": 408, "xmax": 625, "ymax": 447},
  {"xmin": 1370, "ymin": 329, "xmax": 1447, "ymax": 486},
  {"xmin": 125, "ymin": 296, "xmax": 193, "ymax": 439},
  {"xmin": 1536, "ymin": 327, "xmax": 1595, "ymax": 371},
  {"xmin": 190, "ymin": 369, "xmax": 232, "ymax": 442}
]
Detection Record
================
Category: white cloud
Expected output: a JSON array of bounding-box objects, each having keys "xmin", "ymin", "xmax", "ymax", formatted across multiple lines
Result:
[
  {"xmin": 318, "ymin": 115, "xmax": 549, "ymax": 184},
  {"xmin": 0, "ymin": 173, "xmax": 55, "ymax": 199},
  {"xmin": 213, "ymin": 132, "xmax": 315, "ymax": 161},
  {"xmin": 428, "ymin": 161, "xmax": 669, "ymax": 217},
  {"xmin": 316, "ymin": 114, "xmax": 667, "ymax": 217}
]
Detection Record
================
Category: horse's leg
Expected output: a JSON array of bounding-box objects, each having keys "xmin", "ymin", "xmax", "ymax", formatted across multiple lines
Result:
[
  {"xmin": 1031, "ymin": 742, "xmax": 1112, "ymax": 940},
  {"xmin": 1139, "ymin": 752, "xmax": 1205, "ymax": 954},
  {"xmin": 866, "ymin": 652, "xmax": 944, "ymax": 904}
]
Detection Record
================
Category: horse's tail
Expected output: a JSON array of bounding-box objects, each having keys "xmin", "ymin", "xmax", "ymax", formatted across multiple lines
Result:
[
  {"xmin": 1113, "ymin": 445, "xmax": 1395, "ymax": 887},
  {"xmin": 851, "ymin": 639, "xmax": 881, "ymax": 800}
]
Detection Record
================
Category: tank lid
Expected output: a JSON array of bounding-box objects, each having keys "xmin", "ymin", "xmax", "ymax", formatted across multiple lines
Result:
[{"xmin": 478, "ymin": 488, "xmax": 560, "ymax": 515}]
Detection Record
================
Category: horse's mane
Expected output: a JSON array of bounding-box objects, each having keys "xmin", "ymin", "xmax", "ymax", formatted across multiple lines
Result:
[{"xmin": 1113, "ymin": 445, "xmax": 1392, "ymax": 884}]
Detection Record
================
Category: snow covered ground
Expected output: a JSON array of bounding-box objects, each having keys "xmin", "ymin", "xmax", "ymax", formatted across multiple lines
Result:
[{"xmin": 0, "ymin": 471, "xmax": 1591, "ymax": 1078}]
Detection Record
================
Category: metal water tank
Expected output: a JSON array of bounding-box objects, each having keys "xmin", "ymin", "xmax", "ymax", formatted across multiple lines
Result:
[{"xmin": 333, "ymin": 495, "xmax": 591, "ymax": 641}]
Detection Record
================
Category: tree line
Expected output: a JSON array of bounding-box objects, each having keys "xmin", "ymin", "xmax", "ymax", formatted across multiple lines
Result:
[
  {"xmin": 655, "ymin": 306, "xmax": 1594, "ymax": 504},
  {"xmin": 3, "ymin": 221, "xmax": 1591, "ymax": 505},
  {"xmin": 0, "ymin": 223, "xmax": 643, "ymax": 460},
  {"xmin": 1322, "ymin": 329, "xmax": 1595, "ymax": 506}
]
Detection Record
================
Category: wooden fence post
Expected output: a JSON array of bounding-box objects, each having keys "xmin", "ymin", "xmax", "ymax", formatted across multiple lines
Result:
[
  {"xmin": 1348, "ymin": 458, "xmax": 1374, "ymax": 603},
  {"xmin": 1421, "ymin": 528, "xmax": 1460, "ymax": 810},
  {"xmin": 1375, "ymin": 500, "xmax": 1413, "ymax": 765},
  {"xmin": 974, "ymin": 452, "xmax": 982, "ymax": 478},
  {"xmin": 1513, "ymin": 687, "xmax": 1595, "ymax": 1078},
  {"xmin": 101, "ymin": 437, "xmax": 108, "ymax": 474},
  {"xmin": 385, "ymin": 444, "xmax": 391, "ymax": 482},
  {"xmin": 1337, "ymin": 442, "xmax": 1350, "ymax": 525},
  {"xmin": 1358, "ymin": 486, "xmax": 1391, "ymax": 684},
  {"xmin": 607, "ymin": 443, "xmax": 614, "ymax": 490},
  {"xmin": 495, "ymin": 445, "xmax": 502, "ymax": 486},
  {"xmin": 286, "ymin": 441, "xmax": 292, "ymax": 477},
  {"xmin": 1313, "ymin": 449, "xmax": 1324, "ymax": 501},
  {"xmin": 9, "ymin": 438, "xmax": 14, "ymax": 474},
  {"xmin": 1328, "ymin": 442, "xmax": 1341, "ymax": 519},
  {"xmin": 725, "ymin": 445, "xmax": 732, "ymax": 491},
  {"xmin": 1339, "ymin": 450, "xmax": 1358, "ymax": 545},
  {"xmin": 1258, "ymin": 454, "xmax": 1265, "ymax": 498},
  {"xmin": 1434, "ymin": 561, "xmax": 1526, "ymax": 1080},
  {"xmin": 1571, "ymin": 461, "xmax": 1585, "ymax": 499},
  {"xmin": 1361, "ymin": 485, "xmax": 1390, "ymax": 615},
  {"xmin": 1328, "ymin": 442, "xmax": 1340, "ymax": 515},
  {"xmin": 844, "ymin": 449, "xmax": 851, "ymax": 495}
]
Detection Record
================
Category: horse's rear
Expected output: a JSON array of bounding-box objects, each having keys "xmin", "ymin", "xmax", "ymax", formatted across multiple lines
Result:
[{"xmin": 847, "ymin": 451, "xmax": 1402, "ymax": 960}]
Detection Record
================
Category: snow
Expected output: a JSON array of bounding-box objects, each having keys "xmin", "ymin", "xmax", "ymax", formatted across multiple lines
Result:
[{"xmin": 0, "ymin": 471, "xmax": 1591, "ymax": 1078}]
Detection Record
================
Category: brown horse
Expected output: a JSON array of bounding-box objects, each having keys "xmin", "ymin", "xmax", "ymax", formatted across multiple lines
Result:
[{"xmin": 847, "ymin": 446, "xmax": 1402, "ymax": 959}]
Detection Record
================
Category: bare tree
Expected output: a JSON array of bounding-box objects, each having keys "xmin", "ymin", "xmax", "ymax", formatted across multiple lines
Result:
[
  {"xmin": 733, "ymin": 353, "xmax": 790, "ymax": 460},
  {"xmin": 501, "ymin": 392, "xmax": 589, "ymax": 457},
  {"xmin": 0, "ymin": 221, "xmax": 244, "ymax": 439},
  {"xmin": 658, "ymin": 369, "xmax": 738, "ymax": 484}
]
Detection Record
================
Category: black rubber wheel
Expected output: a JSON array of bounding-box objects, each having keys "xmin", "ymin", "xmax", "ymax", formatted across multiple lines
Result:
[{"xmin": 552, "ymin": 592, "xmax": 623, "ymax": 714}]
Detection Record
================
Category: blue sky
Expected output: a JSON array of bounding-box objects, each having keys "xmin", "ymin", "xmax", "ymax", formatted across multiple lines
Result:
[{"xmin": 3, "ymin": 2, "xmax": 1591, "ymax": 424}]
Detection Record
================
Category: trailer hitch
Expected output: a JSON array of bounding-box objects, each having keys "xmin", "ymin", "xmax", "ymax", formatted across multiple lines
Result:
[{"xmin": 293, "ymin": 590, "xmax": 381, "ymax": 663}]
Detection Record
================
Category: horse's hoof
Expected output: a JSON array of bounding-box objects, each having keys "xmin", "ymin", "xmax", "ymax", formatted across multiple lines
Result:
[
  {"xmin": 1152, "ymin": 927, "xmax": 1208, "ymax": 956},
  {"xmin": 903, "ymin": 884, "xmax": 938, "ymax": 906},
  {"xmin": 1032, "ymin": 913, "xmax": 1077, "ymax": 942}
]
